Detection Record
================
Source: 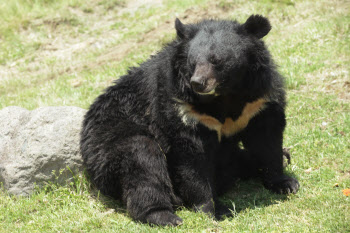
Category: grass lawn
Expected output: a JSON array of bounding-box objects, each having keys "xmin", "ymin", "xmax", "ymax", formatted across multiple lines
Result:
[{"xmin": 1, "ymin": 0, "xmax": 349, "ymax": 232}]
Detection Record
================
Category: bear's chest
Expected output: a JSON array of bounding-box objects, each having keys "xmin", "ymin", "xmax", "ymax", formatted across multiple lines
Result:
[{"xmin": 175, "ymin": 98, "xmax": 266, "ymax": 141}]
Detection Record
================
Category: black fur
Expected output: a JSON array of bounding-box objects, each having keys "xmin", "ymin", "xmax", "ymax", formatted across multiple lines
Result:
[{"xmin": 80, "ymin": 15, "xmax": 299, "ymax": 226}]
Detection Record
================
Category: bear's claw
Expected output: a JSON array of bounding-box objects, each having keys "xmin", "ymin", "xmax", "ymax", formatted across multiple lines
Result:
[
  {"xmin": 145, "ymin": 210, "xmax": 183, "ymax": 226},
  {"xmin": 264, "ymin": 175, "xmax": 300, "ymax": 194}
]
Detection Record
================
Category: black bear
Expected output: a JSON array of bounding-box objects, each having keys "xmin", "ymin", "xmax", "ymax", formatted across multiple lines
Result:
[{"xmin": 80, "ymin": 15, "xmax": 299, "ymax": 226}]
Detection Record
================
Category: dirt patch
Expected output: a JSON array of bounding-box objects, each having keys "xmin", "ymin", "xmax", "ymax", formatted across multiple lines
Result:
[
  {"xmin": 0, "ymin": 2, "xmax": 122, "ymax": 82},
  {"xmin": 124, "ymin": 0, "xmax": 163, "ymax": 12},
  {"xmin": 304, "ymin": 67, "xmax": 350, "ymax": 101}
]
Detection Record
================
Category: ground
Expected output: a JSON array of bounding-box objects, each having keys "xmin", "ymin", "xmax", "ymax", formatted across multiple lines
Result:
[{"xmin": 0, "ymin": 0, "xmax": 349, "ymax": 232}]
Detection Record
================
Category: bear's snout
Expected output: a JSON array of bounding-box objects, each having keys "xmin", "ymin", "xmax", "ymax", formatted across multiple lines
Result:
[
  {"xmin": 190, "ymin": 63, "xmax": 217, "ymax": 95},
  {"xmin": 190, "ymin": 76, "xmax": 206, "ymax": 93}
]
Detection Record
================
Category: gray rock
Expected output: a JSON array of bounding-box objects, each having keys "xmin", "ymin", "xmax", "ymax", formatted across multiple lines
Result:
[{"xmin": 0, "ymin": 106, "xmax": 86, "ymax": 196}]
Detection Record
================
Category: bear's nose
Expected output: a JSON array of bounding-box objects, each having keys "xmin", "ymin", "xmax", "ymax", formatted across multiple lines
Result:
[{"xmin": 190, "ymin": 77, "xmax": 206, "ymax": 93}]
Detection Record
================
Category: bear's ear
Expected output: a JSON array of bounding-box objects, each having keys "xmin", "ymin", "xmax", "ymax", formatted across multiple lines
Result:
[
  {"xmin": 175, "ymin": 18, "xmax": 187, "ymax": 39},
  {"xmin": 242, "ymin": 15, "xmax": 271, "ymax": 39}
]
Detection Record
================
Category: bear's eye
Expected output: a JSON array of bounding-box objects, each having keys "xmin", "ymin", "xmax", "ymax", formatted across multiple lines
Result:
[
  {"xmin": 208, "ymin": 56, "xmax": 224, "ymax": 71},
  {"xmin": 208, "ymin": 56, "xmax": 222, "ymax": 66}
]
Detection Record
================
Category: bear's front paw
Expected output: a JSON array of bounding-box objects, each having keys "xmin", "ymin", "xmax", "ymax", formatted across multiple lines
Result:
[
  {"xmin": 194, "ymin": 199, "xmax": 215, "ymax": 216},
  {"xmin": 264, "ymin": 175, "xmax": 300, "ymax": 194},
  {"xmin": 145, "ymin": 210, "xmax": 183, "ymax": 226},
  {"xmin": 215, "ymin": 202, "xmax": 233, "ymax": 219}
]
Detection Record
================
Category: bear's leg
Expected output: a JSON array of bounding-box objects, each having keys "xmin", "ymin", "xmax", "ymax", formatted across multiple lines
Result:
[
  {"xmin": 120, "ymin": 135, "xmax": 183, "ymax": 226},
  {"xmin": 241, "ymin": 103, "xmax": 299, "ymax": 194},
  {"xmin": 174, "ymin": 165, "xmax": 215, "ymax": 216},
  {"xmin": 215, "ymin": 143, "xmax": 257, "ymax": 195},
  {"xmin": 167, "ymin": 138, "xmax": 216, "ymax": 216},
  {"xmin": 213, "ymin": 141, "xmax": 259, "ymax": 218},
  {"xmin": 215, "ymin": 143, "xmax": 292, "ymax": 195}
]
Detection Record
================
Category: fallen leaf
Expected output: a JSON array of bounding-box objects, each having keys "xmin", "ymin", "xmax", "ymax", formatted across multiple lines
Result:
[
  {"xmin": 305, "ymin": 168, "xmax": 312, "ymax": 173},
  {"xmin": 338, "ymin": 131, "xmax": 345, "ymax": 136},
  {"xmin": 70, "ymin": 79, "xmax": 82, "ymax": 87},
  {"xmin": 342, "ymin": 189, "xmax": 350, "ymax": 197}
]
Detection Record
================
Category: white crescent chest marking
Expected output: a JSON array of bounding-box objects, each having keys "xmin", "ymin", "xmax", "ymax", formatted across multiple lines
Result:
[{"xmin": 175, "ymin": 98, "xmax": 267, "ymax": 141}]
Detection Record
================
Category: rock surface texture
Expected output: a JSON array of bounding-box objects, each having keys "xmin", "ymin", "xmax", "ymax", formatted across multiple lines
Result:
[{"xmin": 0, "ymin": 106, "xmax": 86, "ymax": 196}]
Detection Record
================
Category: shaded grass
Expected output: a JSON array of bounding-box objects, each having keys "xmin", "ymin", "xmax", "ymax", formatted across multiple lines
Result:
[{"xmin": 0, "ymin": 0, "xmax": 349, "ymax": 232}]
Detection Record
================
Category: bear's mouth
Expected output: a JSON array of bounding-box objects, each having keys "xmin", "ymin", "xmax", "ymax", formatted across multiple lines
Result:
[
  {"xmin": 193, "ymin": 81, "xmax": 220, "ymax": 96},
  {"xmin": 191, "ymin": 79, "xmax": 220, "ymax": 96},
  {"xmin": 195, "ymin": 87, "xmax": 220, "ymax": 96}
]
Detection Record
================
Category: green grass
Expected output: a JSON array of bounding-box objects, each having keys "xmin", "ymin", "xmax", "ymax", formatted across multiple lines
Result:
[{"xmin": 1, "ymin": 0, "xmax": 349, "ymax": 232}]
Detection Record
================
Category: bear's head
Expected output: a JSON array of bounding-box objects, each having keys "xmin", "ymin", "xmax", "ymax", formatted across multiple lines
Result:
[{"xmin": 175, "ymin": 15, "xmax": 274, "ymax": 102}]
